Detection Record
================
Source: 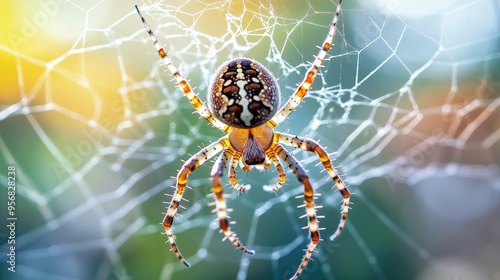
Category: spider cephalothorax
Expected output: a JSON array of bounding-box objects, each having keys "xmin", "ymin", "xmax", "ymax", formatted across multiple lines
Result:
[
  {"xmin": 136, "ymin": 1, "xmax": 350, "ymax": 279},
  {"xmin": 209, "ymin": 58, "xmax": 280, "ymax": 129}
]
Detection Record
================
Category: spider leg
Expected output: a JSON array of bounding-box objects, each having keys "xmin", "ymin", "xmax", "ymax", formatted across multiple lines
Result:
[
  {"xmin": 263, "ymin": 149, "xmax": 287, "ymax": 193},
  {"xmin": 211, "ymin": 149, "xmax": 255, "ymax": 255},
  {"xmin": 268, "ymin": 0, "xmax": 343, "ymax": 128},
  {"xmin": 135, "ymin": 5, "xmax": 230, "ymax": 133},
  {"xmin": 276, "ymin": 132, "xmax": 351, "ymax": 242},
  {"xmin": 272, "ymin": 144, "xmax": 320, "ymax": 280},
  {"xmin": 163, "ymin": 137, "xmax": 230, "ymax": 267},
  {"xmin": 228, "ymin": 151, "xmax": 251, "ymax": 192}
]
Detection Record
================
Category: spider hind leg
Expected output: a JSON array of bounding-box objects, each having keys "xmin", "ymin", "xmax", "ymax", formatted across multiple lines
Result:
[{"xmin": 135, "ymin": 4, "xmax": 230, "ymax": 133}]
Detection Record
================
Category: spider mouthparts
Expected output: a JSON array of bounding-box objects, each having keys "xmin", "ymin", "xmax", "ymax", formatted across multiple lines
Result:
[
  {"xmin": 242, "ymin": 134, "xmax": 266, "ymax": 166},
  {"xmin": 244, "ymin": 157, "xmax": 265, "ymax": 166}
]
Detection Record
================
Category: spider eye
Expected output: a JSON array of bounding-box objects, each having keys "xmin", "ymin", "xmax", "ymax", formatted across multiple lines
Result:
[{"xmin": 208, "ymin": 58, "xmax": 280, "ymax": 128}]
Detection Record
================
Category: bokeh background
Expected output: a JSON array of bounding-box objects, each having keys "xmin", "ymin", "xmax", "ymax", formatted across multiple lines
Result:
[{"xmin": 1, "ymin": 0, "xmax": 500, "ymax": 279}]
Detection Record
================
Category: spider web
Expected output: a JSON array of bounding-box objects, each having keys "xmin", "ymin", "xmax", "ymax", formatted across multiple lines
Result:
[{"xmin": 1, "ymin": 0, "xmax": 500, "ymax": 279}]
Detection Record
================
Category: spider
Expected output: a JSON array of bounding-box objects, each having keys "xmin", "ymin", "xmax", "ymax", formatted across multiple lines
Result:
[{"xmin": 135, "ymin": 1, "xmax": 350, "ymax": 279}]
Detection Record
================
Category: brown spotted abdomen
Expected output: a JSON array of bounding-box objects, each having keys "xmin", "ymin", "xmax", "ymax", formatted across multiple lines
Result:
[{"xmin": 208, "ymin": 58, "xmax": 280, "ymax": 128}]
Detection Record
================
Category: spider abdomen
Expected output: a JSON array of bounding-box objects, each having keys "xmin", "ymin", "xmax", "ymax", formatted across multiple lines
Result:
[{"xmin": 208, "ymin": 58, "xmax": 280, "ymax": 128}]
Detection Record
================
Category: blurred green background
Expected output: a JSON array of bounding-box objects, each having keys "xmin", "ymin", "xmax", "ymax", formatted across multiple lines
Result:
[{"xmin": 1, "ymin": 0, "xmax": 499, "ymax": 279}]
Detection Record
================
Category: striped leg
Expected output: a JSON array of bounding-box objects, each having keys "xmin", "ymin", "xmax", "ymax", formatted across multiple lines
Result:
[
  {"xmin": 276, "ymin": 132, "xmax": 351, "ymax": 242},
  {"xmin": 263, "ymin": 150, "xmax": 287, "ymax": 193},
  {"xmin": 211, "ymin": 149, "xmax": 255, "ymax": 255},
  {"xmin": 228, "ymin": 152, "xmax": 251, "ymax": 193},
  {"xmin": 268, "ymin": 0, "xmax": 343, "ymax": 128},
  {"xmin": 135, "ymin": 5, "xmax": 230, "ymax": 133},
  {"xmin": 272, "ymin": 144, "xmax": 321, "ymax": 280},
  {"xmin": 163, "ymin": 137, "xmax": 229, "ymax": 267}
]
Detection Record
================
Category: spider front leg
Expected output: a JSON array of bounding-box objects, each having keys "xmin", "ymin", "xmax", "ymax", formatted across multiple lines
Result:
[
  {"xmin": 228, "ymin": 152, "xmax": 251, "ymax": 193},
  {"xmin": 163, "ymin": 137, "xmax": 229, "ymax": 267},
  {"xmin": 277, "ymin": 132, "xmax": 351, "ymax": 241},
  {"xmin": 211, "ymin": 149, "xmax": 255, "ymax": 255},
  {"xmin": 263, "ymin": 149, "xmax": 287, "ymax": 193},
  {"xmin": 272, "ymin": 144, "xmax": 321, "ymax": 280}
]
